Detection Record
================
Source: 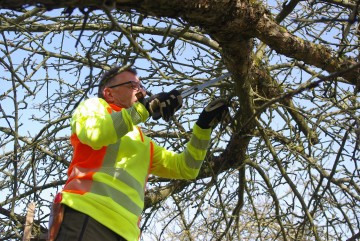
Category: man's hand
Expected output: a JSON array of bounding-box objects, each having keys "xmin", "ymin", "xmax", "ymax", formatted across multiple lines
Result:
[
  {"xmin": 141, "ymin": 90, "xmax": 183, "ymax": 121},
  {"xmin": 196, "ymin": 99, "xmax": 230, "ymax": 129}
]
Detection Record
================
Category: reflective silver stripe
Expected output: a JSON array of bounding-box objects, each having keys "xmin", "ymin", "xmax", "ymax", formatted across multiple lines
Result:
[
  {"xmin": 184, "ymin": 149, "xmax": 203, "ymax": 169},
  {"xmin": 111, "ymin": 111, "xmax": 131, "ymax": 138},
  {"xmin": 125, "ymin": 106, "xmax": 142, "ymax": 125},
  {"xmin": 102, "ymin": 140, "xmax": 120, "ymax": 166},
  {"xmin": 91, "ymin": 181, "xmax": 143, "ymax": 216},
  {"xmin": 189, "ymin": 135, "xmax": 209, "ymax": 150},
  {"xmin": 111, "ymin": 107, "xmax": 143, "ymax": 138},
  {"xmin": 108, "ymin": 168, "xmax": 144, "ymax": 200},
  {"xmin": 100, "ymin": 141, "xmax": 145, "ymax": 200}
]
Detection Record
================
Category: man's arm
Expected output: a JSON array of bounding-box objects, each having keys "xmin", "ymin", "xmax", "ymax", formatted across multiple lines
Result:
[
  {"xmin": 70, "ymin": 98, "xmax": 149, "ymax": 150},
  {"xmin": 150, "ymin": 99, "xmax": 230, "ymax": 179},
  {"xmin": 150, "ymin": 124, "xmax": 212, "ymax": 179}
]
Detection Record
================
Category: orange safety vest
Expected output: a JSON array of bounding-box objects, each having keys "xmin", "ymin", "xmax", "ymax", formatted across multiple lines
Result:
[{"xmin": 59, "ymin": 98, "xmax": 212, "ymax": 241}]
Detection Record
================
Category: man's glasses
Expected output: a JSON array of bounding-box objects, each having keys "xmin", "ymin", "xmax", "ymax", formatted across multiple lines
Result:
[{"xmin": 108, "ymin": 81, "xmax": 145, "ymax": 91}]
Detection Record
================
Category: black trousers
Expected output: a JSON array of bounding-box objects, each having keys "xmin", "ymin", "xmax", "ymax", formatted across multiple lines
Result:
[{"xmin": 55, "ymin": 206, "xmax": 126, "ymax": 241}]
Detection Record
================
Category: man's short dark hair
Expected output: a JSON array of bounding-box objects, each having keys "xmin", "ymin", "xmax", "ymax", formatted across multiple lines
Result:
[{"xmin": 97, "ymin": 66, "xmax": 137, "ymax": 98}]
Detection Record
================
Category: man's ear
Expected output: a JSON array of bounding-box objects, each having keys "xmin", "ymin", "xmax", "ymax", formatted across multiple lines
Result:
[{"xmin": 103, "ymin": 87, "xmax": 114, "ymax": 103}]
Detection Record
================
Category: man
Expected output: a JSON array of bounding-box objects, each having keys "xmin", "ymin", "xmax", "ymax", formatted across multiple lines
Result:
[{"xmin": 49, "ymin": 66, "xmax": 229, "ymax": 241}]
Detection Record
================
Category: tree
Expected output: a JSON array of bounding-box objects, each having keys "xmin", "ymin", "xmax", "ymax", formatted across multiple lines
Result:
[{"xmin": 0, "ymin": 0, "xmax": 359, "ymax": 240}]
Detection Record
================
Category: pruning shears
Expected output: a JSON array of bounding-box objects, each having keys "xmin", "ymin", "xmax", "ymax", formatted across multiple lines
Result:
[{"xmin": 137, "ymin": 73, "xmax": 231, "ymax": 120}]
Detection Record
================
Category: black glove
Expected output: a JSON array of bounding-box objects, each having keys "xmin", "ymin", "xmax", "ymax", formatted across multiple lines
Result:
[
  {"xmin": 196, "ymin": 99, "xmax": 230, "ymax": 129},
  {"xmin": 142, "ymin": 90, "xmax": 183, "ymax": 122}
]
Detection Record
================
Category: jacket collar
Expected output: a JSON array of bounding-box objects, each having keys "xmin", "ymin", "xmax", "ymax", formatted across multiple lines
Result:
[{"xmin": 108, "ymin": 103, "xmax": 123, "ymax": 112}]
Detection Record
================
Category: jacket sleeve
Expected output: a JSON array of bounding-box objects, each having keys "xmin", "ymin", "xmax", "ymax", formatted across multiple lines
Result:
[
  {"xmin": 150, "ymin": 124, "xmax": 212, "ymax": 179},
  {"xmin": 71, "ymin": 98, "xmax": 149, "ymax": 150}
]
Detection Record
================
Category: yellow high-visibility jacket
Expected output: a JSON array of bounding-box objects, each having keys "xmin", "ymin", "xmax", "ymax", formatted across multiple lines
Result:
[{"xmin": 59, "ymin": 98, "xmax": 212, "ymax": 241}]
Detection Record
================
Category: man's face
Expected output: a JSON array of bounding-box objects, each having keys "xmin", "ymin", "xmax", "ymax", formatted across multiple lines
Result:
[{"xmin": 103, "ymin": 71, "xmax": 146, "ymax": 108}]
